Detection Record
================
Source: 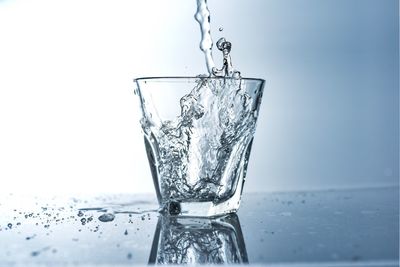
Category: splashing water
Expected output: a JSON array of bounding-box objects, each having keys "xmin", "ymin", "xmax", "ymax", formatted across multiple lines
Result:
[
  {"xmin": 142, "ymin": 78, "xmax": 257, "ymax": 206},
  {"xmin": 195, "ymin": 0, "xmax": 215, "ymax": 75},
  {"xmin": 212, "ymin": 37, "xmax": 240, "ymax": 78},
  {"xmin": 195, "ymin": 0, "xmax": 240, "ymax": 78},
  {"xmin": 138, "ymin": 1, "xmax": 259, "ymax": 211}
]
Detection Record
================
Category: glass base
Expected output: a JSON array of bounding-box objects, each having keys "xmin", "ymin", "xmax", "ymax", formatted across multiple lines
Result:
[{"xmin": 159, "ymin": 183, "xmax": 243, "ymax": 217}]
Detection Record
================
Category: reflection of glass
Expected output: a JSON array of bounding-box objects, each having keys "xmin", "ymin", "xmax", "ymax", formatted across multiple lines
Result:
[
  {"xmin": 135, "ymin": 77, "xmax": 265, "ymax": 217},
  {"xmin": 148, "ymin": 214, "xmax": 248, "ymax": 264}
]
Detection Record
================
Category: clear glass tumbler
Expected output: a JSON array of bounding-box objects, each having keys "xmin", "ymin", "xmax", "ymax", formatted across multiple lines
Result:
[{"xmin": 134, "ymin": 77, "xmax": 264, "ymax": 217}]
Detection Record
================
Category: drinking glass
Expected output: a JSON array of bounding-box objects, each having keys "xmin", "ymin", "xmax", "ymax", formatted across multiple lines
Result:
[{"xmin": 134, "ymin": 77, "xmax": 264, "ymax": 217}]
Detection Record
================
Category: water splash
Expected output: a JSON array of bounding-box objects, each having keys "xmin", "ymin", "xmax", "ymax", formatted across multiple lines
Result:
[
  {"xmin": 195, "ymin": 0, "xmax": 240, "ymax": 78},
  {"xmin": 195, "ymin": 0, "xmax": 215, "ymax": 75},
  {"xmin": 143, "ymin": 78, "xmax": 255, "ymax": 205},
  {"xmin": 212, "ymin": 37, "xmax": 240, "ymax": 78}
]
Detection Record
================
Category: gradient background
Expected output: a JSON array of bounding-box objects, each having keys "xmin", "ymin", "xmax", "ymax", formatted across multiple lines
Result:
[{"xmin": 0, "ymin": 0, "xmax": 398, "ymax": 194}]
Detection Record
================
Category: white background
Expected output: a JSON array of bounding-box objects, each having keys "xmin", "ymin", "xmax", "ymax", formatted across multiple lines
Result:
[{"xmin": 0, "ymin": 0, "xmax": 398, "ymax": 194}]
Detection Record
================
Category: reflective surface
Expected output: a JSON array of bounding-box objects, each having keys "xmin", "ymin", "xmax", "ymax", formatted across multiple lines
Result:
[
  {"xmin": 149, "ymin": 214, "xmax": 247, "ymax": 264},
  {"xmin": 0, "ymin": 187, "xmax": 398, "ymax": 266}
]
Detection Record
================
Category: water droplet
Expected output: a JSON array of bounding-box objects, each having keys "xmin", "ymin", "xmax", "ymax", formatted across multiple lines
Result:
[
  {"xmin": 26, "ymin": 234, "xmax": 36, "ymax": 240},
  {"xmin": 124, "ymin": 229, "xmax": 128, "ymax": 235},
  {"xmin": 219, "ymin": 27, "xmax": 223, "ymax": 32},
  {"xmin": 80, "ymin": 218, "xmax": 86, "ymax": 225},
  {"xmin": 31, "ymin": 251, "xmax": 40, "ymax": 257},
  {"xmin": 127, "ymin": 253, "xmax": 132, "ymax": 259},
  {"xmin": 77, "ymin": 211, "xmax": 84, "ymax": 217},
  {"xmin": 98, "ymin": 213, "xmax": 115, "ymax": 222},
  {"xmin": 7, "ymin": 223, "xmax": 12, "ymax": 229}
]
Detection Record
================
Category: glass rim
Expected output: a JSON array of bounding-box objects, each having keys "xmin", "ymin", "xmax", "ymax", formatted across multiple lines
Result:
[{"xmin": 133, "ymin": 76, "xmax": 265, "ymax": 83}]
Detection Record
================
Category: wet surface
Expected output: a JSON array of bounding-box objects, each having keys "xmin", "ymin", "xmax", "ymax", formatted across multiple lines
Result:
[{"xmin": 0, "ymin": 187, "xmax": 398, "ymax": 266}]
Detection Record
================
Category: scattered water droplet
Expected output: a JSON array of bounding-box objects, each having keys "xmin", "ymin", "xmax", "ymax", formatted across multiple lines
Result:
[
  {"xmin": 219, "ymin": 27, "xmax": 223, "ymax": 32},
  {"xmin": 31, "ymin": 251, "xmax": 40, "ymax": 257},
  {"xmin": 7, "ymin": 223, "xmax": 12, "ymax": 229},
  {"xmin": 26, "ymin": 234, "xmax": 36, "ymax": 240},
  {"xmin": 77, "ymin": 211, "xmax": 84, "ymax": 217},
  {"xmin": 124, "ymin": 229, "xmax": 128, "ymax": 235},
  {"xmin": 98, "ymin": 213, "xmax": 115, "ymax": 222}
]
